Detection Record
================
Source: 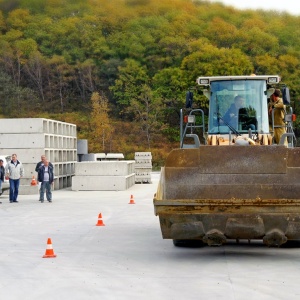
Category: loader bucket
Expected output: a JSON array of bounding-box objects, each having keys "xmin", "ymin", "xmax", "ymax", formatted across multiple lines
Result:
[{"xmin": 154, "ymin": 146, "xmax": 300, "ymax": 246}]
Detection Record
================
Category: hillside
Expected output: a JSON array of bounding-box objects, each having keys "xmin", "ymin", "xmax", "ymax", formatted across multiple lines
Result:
[{"xmin": 0, "ymin": 0, "xmax": 300, "ymax": 165}]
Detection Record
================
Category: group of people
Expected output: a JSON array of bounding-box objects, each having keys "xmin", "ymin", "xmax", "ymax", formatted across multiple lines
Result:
[
  {"xmin": 222, "ymin": 89, "xmax": 286, "ymax": 144},
  {"xmin": 0, "ymin": 154, "xmax": 54, "ymax": 204}
]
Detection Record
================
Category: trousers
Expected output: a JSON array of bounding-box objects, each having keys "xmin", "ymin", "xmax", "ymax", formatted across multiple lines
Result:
[
  {"xmin": 40, "ymin": 181, "xmax": 52, "ymax": 201},
  {"xmin": 9, "ymin": 178, "xmax": 20, "ymax": 201}
]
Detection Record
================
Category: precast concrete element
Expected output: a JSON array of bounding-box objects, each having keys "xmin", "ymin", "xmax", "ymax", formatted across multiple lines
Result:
[
  {"xmin": 74, "ymin": 161, "xmax": 134, "ymax": 176},
  {"xmin": 81, "ymin": 153, "xmax": 124, "ymax": 161},
  {"xmin": 0, "ymin": 118, "xmax": 77, "ymax": 194},
  {"xmin": 0, "ymin": 134, "xmax": 76, "ymax": 149},
  {"xmin": 72, "ymin": 174, "xmax": 135, "ymax": 191},
  {"xmin": 106, "ymin": 153, "xmax": 124, "ymax": 160},
  {"xmin": 134, "ymin": 152, "xmax": 152, "ymax": 183},
  {"xmin": 81, "ymin": 153, "xmax": 106, "ymax": 161},
  {"xmin": 72, "ymin": 161, "xmax": 135, "ymax": 191}
]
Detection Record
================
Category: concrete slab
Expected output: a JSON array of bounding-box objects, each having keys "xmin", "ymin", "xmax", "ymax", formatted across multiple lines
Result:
[
  {"xmin": 72, "ymin": 174, "xmax": 135, "ymax": 191},
  {"xmin": 1, "ymin": 172, "xmax": 300, "ymax": 300},
  {"xmin": 2, "ymin": 184, "xmax": 39, "ymax": 196},
  {"xmin": 0, "ymin": 118, "xmax": 76, "ymax": 136},
  {"xmin": 75, "ymin": 161, "xmax": 135, "ymax": 176},
  {"xmin": 0, "ymin": 149, "xmax": 45, "ymax": 163}
]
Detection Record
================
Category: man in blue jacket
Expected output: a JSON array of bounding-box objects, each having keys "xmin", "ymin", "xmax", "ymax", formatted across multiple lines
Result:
[{"xmin": 38, "ymin": 160, "xmax": 54, "ymax": 203}]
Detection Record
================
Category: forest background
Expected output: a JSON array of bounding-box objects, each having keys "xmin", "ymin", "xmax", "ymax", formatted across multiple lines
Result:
[{"xmin": 0, "ymin": 0, "xmax": 300, "ymax": 168}]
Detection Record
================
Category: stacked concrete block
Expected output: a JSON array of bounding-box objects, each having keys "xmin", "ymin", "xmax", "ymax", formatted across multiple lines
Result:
[
  {"xmin": 0, "ymin": 118, "xmax": 77, "ymax": 194},
  {"xmin": 134, "ymin": 152, "xmax": 152, "ymax": 183},
  {"xmin": 72, "ymin": 161, "xmax": 135, "ymax": 191}
]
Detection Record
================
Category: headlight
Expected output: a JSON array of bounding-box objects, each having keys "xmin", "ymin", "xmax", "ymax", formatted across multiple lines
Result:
[
  {"xmin": 268, "ymin": 77, "xmax": 279, "ymax": 84},
  {"xmin": 197, "ymin": 78, "xmax": 209, "ymax": 85}
]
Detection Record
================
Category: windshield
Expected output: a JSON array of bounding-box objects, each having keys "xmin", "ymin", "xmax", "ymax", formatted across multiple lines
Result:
[{"xmin": 208, "ymin": 80, "xmax": 269, "ymax": 134}]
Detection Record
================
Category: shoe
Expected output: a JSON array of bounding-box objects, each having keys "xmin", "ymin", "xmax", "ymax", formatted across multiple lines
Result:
[
  {"xmin": 10, "ymin": 201, "xmax": 13, "ymax": 203},
  {"xmin": 13, "ymin": 200, "xmax": 18, "ymax": 203},
  {"xmin": 41, "ymin": 200, "xmax": 44, "ymax": 203},
  {"xmin": 48, "ymin": 200, "xmax": 52, "ymax": 202},
  {"xmin": 0, "ymin": 201, "xmax": 2, "ymax": 204}
]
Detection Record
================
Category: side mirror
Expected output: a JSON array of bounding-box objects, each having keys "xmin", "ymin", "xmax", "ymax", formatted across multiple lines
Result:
[
  {"xmin": 281, "ymin": 87, "xmax": 290, "ymax": 105},
  {"xmin": 185, "ymin": 91, "xmax": 193, "ymax": 108}
]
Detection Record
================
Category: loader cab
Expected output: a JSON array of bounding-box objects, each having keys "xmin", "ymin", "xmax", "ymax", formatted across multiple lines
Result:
[{"xmin": 197, "ymin": 76, "xmax": 280, "ymax": 136}]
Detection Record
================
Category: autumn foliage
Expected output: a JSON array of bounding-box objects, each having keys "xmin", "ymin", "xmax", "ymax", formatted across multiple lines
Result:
[{"xmin": 0, "ymin": 0, "xmax": 300, "ymax": 165}]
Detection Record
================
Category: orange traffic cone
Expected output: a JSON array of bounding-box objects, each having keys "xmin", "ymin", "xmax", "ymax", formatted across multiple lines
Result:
[
  {"xmin": 96, "ymin": 213, "xmax": 105, "ymax": 226},
  {"xmin": 42, "ymin": 238, "xmax": 57, "ymax": 258},
  {"xmin": 129, "ymin": 194, "xmax": 135, "ymax": 204},
  {"xmin": 31, "ymin": 175, "xmax": 37, "ymax": 186}
]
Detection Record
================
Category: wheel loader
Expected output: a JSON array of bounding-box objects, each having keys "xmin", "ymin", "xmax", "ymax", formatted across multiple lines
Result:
[{"xmin": 153, "ymin": 75, "xmax": 300, "ymax": 247}]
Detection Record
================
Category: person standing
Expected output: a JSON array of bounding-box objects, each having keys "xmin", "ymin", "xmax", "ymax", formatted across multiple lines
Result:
[
  {"xmin": 35, "ymin": 155, "xmax": 53, "ymax": 201},
  {"xmin": 35, "ymin": 155, "xmax": 53, "ymax": 172},
  {"xmin": 268, "ymin": 89, "xmax": 286, "ymax": 144},
  {"xmin": 5, "ymin": 154, "xmax": 24, "ymax": 203},
  {"xmin": 38, "ymin": 160, "xmax": 54, "ymax": 203},
  {"xmin": 0, "ymin": 159, "xmax": 4, "ymax": 203}
]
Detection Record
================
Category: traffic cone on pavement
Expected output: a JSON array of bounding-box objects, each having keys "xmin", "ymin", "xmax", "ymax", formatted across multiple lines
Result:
[
  {"xmin": 31, "ymin": 175, "xmax": 37, "ymax": 186},
  {"xmin": 96, "ymin": 213, "xmax": 105, "ymax": 226},
  {"xmin": 42, "ymin": 238, "xmax": 57, "ymax": 258},
  {"xmin": 129, "ymin": 194, "xmax": 135, "ymax": 204}
]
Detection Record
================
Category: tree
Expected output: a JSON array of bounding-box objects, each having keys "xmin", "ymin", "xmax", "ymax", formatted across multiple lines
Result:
[
  {"xmin": 152, "ymin": 67, "xmax": 186, "ymax": 138},
  {"xmin": 90, "ymin": 91, "xmax": 113, "ymax": 152},
  {"xmin": 0, "ymin": 70, "xmax": 37, "ymax": 116},
  {"xmin": 23, "ymin": 51, "xmax": 46, "ymax": 102},
  {"xmin": 204, "ymin": 17, "xmax": 239, "ymax": 48},
  {"xmin": 110, "ymin": 58, "xmax": 149, "ymax": 109},
  {"xmin": 126, "ymin": 85, "xmax": 164, "ymax": 149},
  {"xmin": 181, "ymin": 42, "xmax": 254, "ymax": 83},
  {"xmin": 47, "ymin": 55, "xmax": 75, "ymax": 112}
]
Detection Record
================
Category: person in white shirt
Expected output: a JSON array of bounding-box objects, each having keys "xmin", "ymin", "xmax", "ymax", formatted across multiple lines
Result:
[{"xmin": 5, "ymin": 154, "xmax": 24, "ymax": 203}]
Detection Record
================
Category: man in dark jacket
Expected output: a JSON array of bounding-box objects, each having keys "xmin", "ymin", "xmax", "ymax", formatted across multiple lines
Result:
[
  {"xmin": 38, "ymin": 160, "xmax": 54, "ymax": 203},
  {"xmin": 223, "ymin": 95, "xmax": 256, "ymax": 131},
  {"xmin": 35, "ymin": 155, "xmax": 53, "ymax": 172},
  {"xmin": 36, "ymin": 155, "xmax": 54, "ymax": 201}
]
